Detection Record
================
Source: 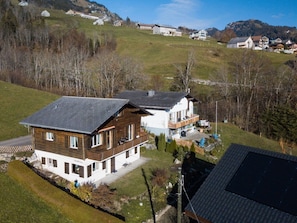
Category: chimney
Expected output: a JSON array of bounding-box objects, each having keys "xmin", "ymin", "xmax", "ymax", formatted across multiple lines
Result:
[{"xmin": 147, "ymin": 90, "xmax": 155, "ymax": 97}]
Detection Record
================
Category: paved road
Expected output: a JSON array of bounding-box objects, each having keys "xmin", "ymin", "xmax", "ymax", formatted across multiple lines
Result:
[{"xmin": 0, "ymin": 135, "xmax": 32, "ymax": 146}]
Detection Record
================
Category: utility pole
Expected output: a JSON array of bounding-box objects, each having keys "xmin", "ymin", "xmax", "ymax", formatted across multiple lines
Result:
[
  {"xmin": 215, "ymin": 100, "xmax": 218, "ymax": 135},
  {"xmin": 177, "ymin": 167, "xmax": 183, "ymax": 223}
]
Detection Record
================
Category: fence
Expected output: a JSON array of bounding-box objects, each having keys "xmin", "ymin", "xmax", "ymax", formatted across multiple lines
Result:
[{"xmin": 0, "ymin": 145, "xmax": 33, "ymax": 154}]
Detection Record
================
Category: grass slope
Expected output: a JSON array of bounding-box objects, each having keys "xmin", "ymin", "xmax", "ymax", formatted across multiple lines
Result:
[
  {"xmin": 0, "ymin": 81, "xmax": 59, "ymax": 141},
  {"xmin": 7, "ymin": 161, "xmax": 123, "ymax": 223},
  {"xmin": 43, "ymin": 9, "xmax": 296, "ymax": 83}
]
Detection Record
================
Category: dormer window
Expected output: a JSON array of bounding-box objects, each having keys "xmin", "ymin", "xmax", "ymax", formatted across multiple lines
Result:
[{"xmin": 46, "ymin": 132, "xmax": 54, "ymax": 141}]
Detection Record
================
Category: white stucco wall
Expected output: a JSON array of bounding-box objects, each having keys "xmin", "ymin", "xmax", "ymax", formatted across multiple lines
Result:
[
  {"xmin": 35, "ymin": 146, "xmax": 140, "ymax": 185},
  {"xmin": 141, "ymin": 97, "xmax": 194, "ymax": 138}
]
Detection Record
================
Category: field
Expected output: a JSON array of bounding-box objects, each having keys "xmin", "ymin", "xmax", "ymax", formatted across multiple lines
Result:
[{"xmin": 43, "ymin": 8, "xmax": 296, "ymax": 84}]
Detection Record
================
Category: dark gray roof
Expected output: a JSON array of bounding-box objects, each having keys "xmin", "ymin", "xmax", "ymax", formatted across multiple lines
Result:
[
  {"xmin": 185, "ymin": 144, "xmax": 297, "ymax": 223},
  {"xmin": 228, "ymin": 36, "xmax": 250, "ymax": 44},
  {"xmin": 20, "ymin": 96, "xmax": 131, "ymax": 134},
  {"xmin": 115, "ymin": 90, "xmax": 195, "ymax": 110}
]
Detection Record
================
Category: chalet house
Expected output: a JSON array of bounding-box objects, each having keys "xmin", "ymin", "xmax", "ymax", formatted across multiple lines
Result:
[
  {"xmin": 227, "ymin": 36, "xmax": 254, "ymax": 49},
  {"xmin": 152, "ymin": 24, "xmax": 182, "ymax": 36},
  {"xmin": 189, "ymin": 29, "xmax": 208, "ymax": 40},
  {"xmin": 185, "ymin": 144, "xmax": 297, "ymax": 223},
  {"xmin": 20, "ymin": 96, "xmax": 150, "ymax": 185},
  {"xmin": 136, "ymin": 23, "xmax": 154, "ymax": 30},
  {"xmin": 252, "ymin": 35, "xmax": 269, "ymax": 50},
  {"xmin": 115, "ymin": 90, "xmax": 199, "ymax": 139}
]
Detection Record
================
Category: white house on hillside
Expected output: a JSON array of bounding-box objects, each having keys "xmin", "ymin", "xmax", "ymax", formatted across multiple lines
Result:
[
  {"xmin": 189, "ymin": 29, "xmax": 208, "ymax": 40},
  {"xmin": 227, "ymin": 36, "xmax": 254, "ymax": 49},
  {"xmin": 153, "ymin": 24, "xmax": 182, "ymax": 36},
  {"xmin": 115, "ymin": 90, "xmax": 199, "ymax": 139}
]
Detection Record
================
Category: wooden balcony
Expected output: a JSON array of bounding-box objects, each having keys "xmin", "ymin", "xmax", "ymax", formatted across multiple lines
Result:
[
  {"xmin": 86, "ymin": 133, "xmax": 148, "ymax": 161},
  {"xmin": 168, "ymin": 114, "xmax": 199, "ymax": 129}
]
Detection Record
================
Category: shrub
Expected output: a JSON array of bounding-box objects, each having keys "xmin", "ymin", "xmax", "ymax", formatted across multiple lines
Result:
[{"xmin": 157, "ymin": 133, "xmax": 166, "ymax": 152}]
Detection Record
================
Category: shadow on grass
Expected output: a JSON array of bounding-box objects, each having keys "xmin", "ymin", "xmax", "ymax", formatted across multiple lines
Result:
[
  {"xmin": 167, "ymin": 152, "xmax": 215, "ymax": 210},
  {"xmin": 142, "ymin": 168, "xmax": 156, "ymax": 223}
]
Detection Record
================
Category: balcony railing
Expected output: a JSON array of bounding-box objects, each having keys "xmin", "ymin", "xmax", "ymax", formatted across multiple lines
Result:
[
  {"xmin": 86, "ymin": 133, "xmax": 148, "ymax": 161},
  {"xmin": 168, "ymin": 114, "xmax": 199, "ymax": 129}
]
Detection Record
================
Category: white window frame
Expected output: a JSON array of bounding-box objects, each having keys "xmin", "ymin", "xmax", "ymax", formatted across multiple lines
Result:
[
  {"xmin": 128, "ymin": 124, "xmax": 134, "ymax": 140},
  {"xmin": 70, "ymin": 136, "xmax": 78, "ymax": 149},
  {"xmin": 46, "ymin": 132, "xmax": 54, "ymax": 141},
  {"xmin": 92, "ymin": 162, "xmax": 99, "ymax": 171},
  {"xmin": 106, "ymin": 131, "xmax": 112, "ymax": 149},
  {"xmin": 92, "ymin": 133, "xmax": 102, "ymax": 147}
]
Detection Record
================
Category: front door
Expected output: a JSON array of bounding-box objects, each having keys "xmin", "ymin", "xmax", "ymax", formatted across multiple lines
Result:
[{"xmin": 111, "ymin": 157, "xmax": 115, "ymax": 173}]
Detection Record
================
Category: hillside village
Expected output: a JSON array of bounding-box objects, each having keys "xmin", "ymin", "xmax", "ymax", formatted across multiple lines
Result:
[{"xmin": 1, "ymin": 1, "xmax": 297, "ymax": 223}]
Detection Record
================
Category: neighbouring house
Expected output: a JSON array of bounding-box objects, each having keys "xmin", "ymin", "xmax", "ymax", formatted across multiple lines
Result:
[
  {"xmin": 20, "ymin": 96, "xmax": 150, "ymax": 185},
  {"xmin": 115, "ymin": 90, "xmax": 199, "ymax": 139},
  {"xmin": 136, "ymin": 23, "xmax": 154, "ymax": 30},
  {"xmin": 19, "ymin": 0, "xmax": 28, "ymax": 6},
  {"xmin": 152, "ymin": 24, "xmax": 182, "ymax": 36},
  {"xmin": 80, "ymin": 14, "xmax": 99, "ymax": 20},
  {"xmin": 252, "ymin": 35, "xmax": 270, "ymax": 50},
  {"xmin": 227, "ymin": 36, "xmax": 254, "ymax": 49},
  {"xmin": 189, "ymin": 29, "xmax": 208, "ymax": 40},
  {"xmin": 41, "ymin": 10, "xmax": 50, "ymax": 17},
  {"xmin": 65, "ymin": 9, "xmax": 75, "ymax": 15},
  {"xmin": 113, "ymin": 20, "xmax": 122, "ymax": 27},
  {"xmin": 185, "ymin": 144, "xmax": 297, "ymax": 223},
  {"xmin": 93, "ymin": 19, "xmax": 104, "ymax": 25}
]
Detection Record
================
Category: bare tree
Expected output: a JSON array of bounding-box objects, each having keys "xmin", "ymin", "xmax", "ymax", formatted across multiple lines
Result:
[{"xmin": 171, "ymin": 50, "xmax": 195, "ymax": 92}]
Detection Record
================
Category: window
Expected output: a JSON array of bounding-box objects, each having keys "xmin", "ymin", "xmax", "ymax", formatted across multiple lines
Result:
[
  {"xmin": 65, "ymin": 162, "xmax": 69, "ymax": 174},
  {"xmin": 41, "ymin": 157, "xmax": 46, "ymax": 164},
  {"xmin": 106, "ymin": 131, "xmax": 112, "ymax": 149},
  {"xmin": 92, "ymin": 162, "xmax": 99, "ymax": 171},
  {"xmin": 102, "ymin": 161, "xmax": 106, "ymax": 170},
  {"xmin": 92, "ymin": 134, "xmax": 102, "ymax": 147},
  {"xmin": 53, "ymin": 159, "xmax": 57, "ymax": 167},
  {"xmin": 70, "ymin": 136, "xmax": 78, "ymax": 149},
  {"xmin": 126, "ymin": 150, "xmax": 129, "ymax": 158},
  {"xmin": 72, "ymin": 164, "xmax": 84, "ymax": 177},
  {"xmin": 134, "ymin": 147, "xmax": 138, "ymax": 154},
  {"xmin": 128, "ymin": 124, "xmax": 134, "ymax": 140},
  {"xmin": 46, "ymin": 132, "xmax": 54, "ymax": 141}
]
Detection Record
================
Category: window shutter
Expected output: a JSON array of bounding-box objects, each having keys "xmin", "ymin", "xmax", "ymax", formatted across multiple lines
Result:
[{"xmin": 65, "ymin": 162, "xmax": 69, "ymax": 174}]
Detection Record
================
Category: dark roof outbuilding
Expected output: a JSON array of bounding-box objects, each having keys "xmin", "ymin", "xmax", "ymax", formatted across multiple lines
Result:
[
  {"xmin": 185, "ymin": 144, "xmax": 297, "ymax": 223},
  {"xmin": 115, "ymin": 90, "xmax": 197, "ymax": 110}
]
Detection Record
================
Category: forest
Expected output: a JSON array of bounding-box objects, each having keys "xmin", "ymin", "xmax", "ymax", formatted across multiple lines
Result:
[{"xmin": 1, "ymin": 0, "xmax": 297, "ymax": 146}]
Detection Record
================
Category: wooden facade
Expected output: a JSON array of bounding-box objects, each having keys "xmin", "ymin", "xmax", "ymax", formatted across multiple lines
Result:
[{"xmin": 32, "ymin": 105, "xmax": 148, "ymax": 161}]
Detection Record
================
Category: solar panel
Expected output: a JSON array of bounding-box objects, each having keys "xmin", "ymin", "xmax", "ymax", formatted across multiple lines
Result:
[{"xmin": 226, "ymin": 152, "xmax": 297, "ymax": 216}]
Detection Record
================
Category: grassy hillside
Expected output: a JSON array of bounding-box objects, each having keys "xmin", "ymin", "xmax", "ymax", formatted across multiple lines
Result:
[
  {"xmin": 0, "ymin": 81, "xmax": 59, "ymax": 141},
  {"xmin": 42, "ymin": 8, "xmax": 296, "ymax": 82},
  {"xmin": 6, "ymin": 161, "xmax": 123, "ymax": 223}
]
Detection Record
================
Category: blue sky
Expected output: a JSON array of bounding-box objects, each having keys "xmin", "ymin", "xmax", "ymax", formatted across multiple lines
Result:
[{"xmin": 95, "ymin": 0, "xmax": 297, "ymax": 30}]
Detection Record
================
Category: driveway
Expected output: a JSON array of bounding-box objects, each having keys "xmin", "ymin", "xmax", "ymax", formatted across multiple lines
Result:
[{"xmin": 0, "ymin": 135, "xmax": 32, "ymax": 146}]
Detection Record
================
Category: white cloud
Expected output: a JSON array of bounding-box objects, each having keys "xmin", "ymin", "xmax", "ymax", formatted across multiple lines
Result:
[{"xmin": 155, "ymin": 0, "xmax": 211, "ymax": 29}]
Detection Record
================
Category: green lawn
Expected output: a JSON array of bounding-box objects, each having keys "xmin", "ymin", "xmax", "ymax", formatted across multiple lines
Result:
[
  {"xmin": 6, "ymin": 161, "xmax": 124, "ymax": 223},
  {"xmin": 0, "ymin": 81, "xmax": 59, "ymax": 141},
  {"xmin": 0, "ymin": 173, "xmax": 72, "ymax": 223}
]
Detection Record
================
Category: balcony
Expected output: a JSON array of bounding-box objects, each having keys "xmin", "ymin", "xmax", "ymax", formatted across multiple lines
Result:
[
  {"xmin": 168, "ymin": 114, "xmax": 199, "ymax": 129},
  {"xmin": 86, "ymin": 133, "xmax": 148, "ymax": 161}
]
